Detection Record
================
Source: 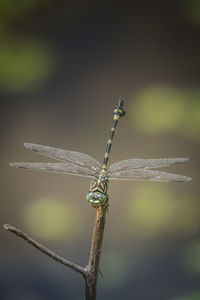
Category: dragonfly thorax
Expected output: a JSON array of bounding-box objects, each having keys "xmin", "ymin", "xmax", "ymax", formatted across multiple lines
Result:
[{"xmin": 86, "ymin": 175, "xmax": 108, "ymax": 208}]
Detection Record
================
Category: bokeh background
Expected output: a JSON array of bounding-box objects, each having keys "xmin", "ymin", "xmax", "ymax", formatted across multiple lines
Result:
[{"xmin": 1, "ymin": 1, "xmax": 200, "ymax": 299}]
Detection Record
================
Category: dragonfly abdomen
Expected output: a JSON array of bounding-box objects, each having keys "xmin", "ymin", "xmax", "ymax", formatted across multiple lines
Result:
[{"xmin": 102, "ymin": 98, "xmax": 125, "ymax": 170}]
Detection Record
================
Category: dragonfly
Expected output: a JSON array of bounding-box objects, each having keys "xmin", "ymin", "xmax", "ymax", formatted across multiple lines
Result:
[{"xmin": 10, "ymin": 98, "xmax": 191, "ymax": 208}]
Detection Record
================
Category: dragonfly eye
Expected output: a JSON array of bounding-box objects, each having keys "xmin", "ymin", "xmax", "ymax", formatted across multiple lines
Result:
[{"xmin": 86, "ymin": 192, "xmax": 108, "ymax": 207}]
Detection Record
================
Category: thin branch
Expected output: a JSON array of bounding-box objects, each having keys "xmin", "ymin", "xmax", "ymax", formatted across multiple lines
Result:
[{"xmin": 4, "ymin": 224, "xmax": 86, "ymax": 276}]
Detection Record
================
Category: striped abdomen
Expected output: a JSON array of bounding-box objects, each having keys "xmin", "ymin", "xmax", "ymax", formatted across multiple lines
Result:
[{"xmin": 102, "ymin": 98, "xmax": 125, "ymax": 170}]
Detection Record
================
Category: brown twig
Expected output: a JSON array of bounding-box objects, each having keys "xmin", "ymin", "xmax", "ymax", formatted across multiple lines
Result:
[
  {"xmin": 4, "ymin": 224, "xmax": 86, "ymax": 276},
  {"xmin": 85, "ymin": 205, "xmax": 107, "ymax": 299},
  {"xmin": 4, "ymin": 205, "xmax": 107, "ymax": 300}
]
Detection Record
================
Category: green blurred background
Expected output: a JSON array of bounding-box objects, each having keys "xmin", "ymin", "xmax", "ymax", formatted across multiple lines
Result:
[{"xmin": 1, "ymin": 1, "xmax": 200, "ymax": 299}]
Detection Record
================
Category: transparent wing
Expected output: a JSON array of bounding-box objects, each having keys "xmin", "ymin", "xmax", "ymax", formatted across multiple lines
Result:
[
  {"xmin": 108, "ymin": 169, "xmax": 191, "ymax": 182},
  {"xmin": 9, "ymin": 162, "xmax": 95, "ymax": 178},
  {"xmin": 24, "ymin": 143, "xmax": 101, "ymax": 172},
  {"xmin": 109, "ymin": 158, "xmax": 189, "ymax": 172}
]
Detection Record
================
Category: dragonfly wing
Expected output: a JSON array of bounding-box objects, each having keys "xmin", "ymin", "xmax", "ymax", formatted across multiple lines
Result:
[
  {"xmin": 108, "ymin": 169, "xmax": 191, "ymax": 182},
  {"xmin": 109, "ymin": 158, "xmax": 189, "ymax": 172},
  {"xmin": 24, "ymin": 143, "xmax": 101, "ymax": 172},
  {"xmin": 9, "ymin": 162, "xmax": 95, "ymax": 178}
]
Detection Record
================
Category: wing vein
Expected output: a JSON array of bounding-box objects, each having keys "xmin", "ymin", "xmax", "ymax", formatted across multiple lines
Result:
[
  {"xmin": 9, "ymin": 162, "xmax": 95, "ymax": 178},
  {"xmin": 24, "ymin": 143, "xmax": 101, "ymax": 172}
]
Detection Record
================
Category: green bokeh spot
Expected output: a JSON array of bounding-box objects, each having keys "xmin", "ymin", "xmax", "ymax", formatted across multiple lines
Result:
[
  {"xmin": 183, "ymin": 241, "xmax": 200, "ymax": 273},
  {"xmin": 182, "ymin": 0, "xmax": 200, "ymax": 26},
  {"xmin": 0, "ymin": 40, "xmax": 53, "ymax": 91},
  {"xmin": 0, "ymin": 0, "xmax": 43, "ymax": 23},
  {"xmin": 171, "ymin": 290, "xmax": 200, "ymax": 300}
]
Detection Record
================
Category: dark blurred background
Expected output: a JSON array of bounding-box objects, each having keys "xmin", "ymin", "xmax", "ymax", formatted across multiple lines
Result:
[{"xmin": 1, "ymin": 1, "xmax": 200, "ymax": 299}]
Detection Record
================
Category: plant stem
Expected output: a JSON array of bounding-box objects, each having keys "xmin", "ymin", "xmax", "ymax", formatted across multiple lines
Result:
[{"xmin": 85, "ymin": 205, "xmax": 107, "ymax": 299}]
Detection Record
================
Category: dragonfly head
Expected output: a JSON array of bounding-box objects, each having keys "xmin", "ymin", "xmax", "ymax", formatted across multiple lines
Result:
[{"xmin": 86, "ymin": 191, "xmax": 108, "ymax": 208}]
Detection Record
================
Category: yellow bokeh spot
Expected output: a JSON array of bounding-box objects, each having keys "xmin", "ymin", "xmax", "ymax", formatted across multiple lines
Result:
[
  {"xmin": 127, "ymin": 184, "xmax": 174, "ymax": 236},
  {"xmin": 23, "ymin": 197, "xmax": 82, "ymax": 241},
  {"xmin": 180, "ymin": 91, "xmax": 200, "ymax": 139},
  {"xmin": 130, "ymin": 86, "xmax": 185, "ymax": 134},
  {"xmin": 126, "ymin": 184, "xmax": 199, "ymax": 238},
  {"xmin": 129, "ymin": 86, "xmax": 200, "ymax": 140}
]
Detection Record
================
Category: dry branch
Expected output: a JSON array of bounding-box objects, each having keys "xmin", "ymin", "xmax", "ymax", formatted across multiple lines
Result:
[{"xmin": 4, "ymin": 224, "xmax": 86, "ymax": 276}]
